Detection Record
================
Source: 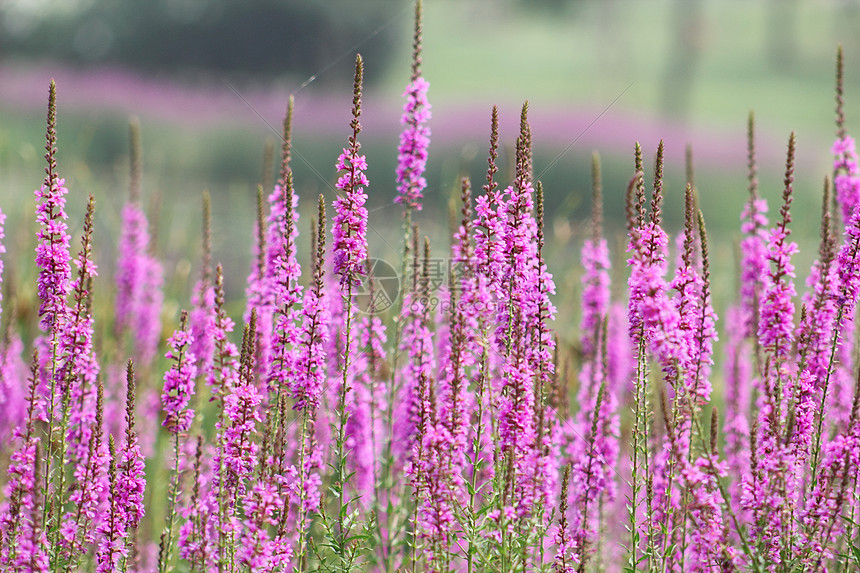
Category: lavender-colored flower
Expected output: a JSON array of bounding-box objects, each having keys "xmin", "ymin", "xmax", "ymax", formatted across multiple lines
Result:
[
  {"xmin": 395, "ymin": 1, "xmax": 431, "ymax": 213},
  {"xmin": 758, "ymin": 134, "xmax": 798, "ymax": 362},
  {"xmin": 473, "ymin": 109, "xmax": 507, "ymax": 299},
  {"xmin": 566, "ymin": 160, "xmax": 619, "ymax": 563},
  {"xmin": 722, "ymin": 306, "xmax": 751, "ymax": 510},
  {"xmin": 35, "ymin": 85, "xmax": 72, "ymax": 332},
  {"xmin": 61, "ymin": 380, "xmax": 109, "ymax": 559},
  {"xmin": 266, "ymin": 173, "xmax": 303, "ymax": 396},
  {"xmin": 115, "ymin": 202, "xmax": 160, "ymax": 361},
  {"xmin": 395, "ymin": 76, "xmax": 431, "ymax": 212},
  {"xmin": 238, "ymin": 478, "xmax": 288, "ymax": 571},
  {"xmin": 136, "ymin": 252, "xmax": 164, "ymax": 364},
  {"xmin": 739, "ymin": 196, "xmax": 770, "ymax": 336},
  {"xmin": 161, "ymin": 315, "xmax": 197, "ymax": 434},
  {"xmin": 836, "ymin": 202, "xmax": 860, "ymax": 315},
  {"xmin": 833, "ymin": 136, "xmax": 860, "ymax": 221},
  {"xmin": 0, "ymin": 206, "xmax": 26, "ymax": 443},
  {"xmin": 95, "ymin": 439, "xmax": 125, "ymax": 573},
  {"xmin": 188, "ymin": 281, "xmax": 216, "ymax": 385},
  {"xmin": 118, "ymin": 363, "xmax": 145, "ymax": 532},
  {"xmin": 226, "ymin": 333, "xmax": 262, "ymax": 488},
  {"xmin": 291, "ymin": 194, "xmax": 330, "ymax": 458},
  {"xmin": 177, "ymin": 437, "xmax": 216, "ymax": 570},
  {"xmin": 0, "ymin": 335, "xmax": 26, "ymax": 445},
  {"xmin": 292, "ymin": 283, "xmax": 330, "ymax": 413},
  {"xmin": 397, "ymin": 289, "xmax": 437, "ymax": 471},
  {"xmin": 628, "ymin": 222, "xmax": 688, "ymax": 375},
  {"xmin": 211, "ymin": 326, "xmax": 263, "ymax": 564},
  {"xmin": 347, "ymin": 312, "xmax": 386, "ymax": 499},
  {"xmin": 54, "ymin": 197, "xmax": 107, "ymax": 560},
  {"xmin": 0, "ymin": 367, "xmax": 47, "ymax": 571},
  {"xmin": 332, "ymin": 55, "xmax": 368, "ymax": 288},
  {"xmin": 114, "ymin": 117, "xmax": 163, "ymax": 364},
  {"xmin": 492, "ymin": 105, "xmax": 559, "ymax": 520},
  {"xmin": 758, "ymin": 227, "xmax": 798, "ymax": 359}
]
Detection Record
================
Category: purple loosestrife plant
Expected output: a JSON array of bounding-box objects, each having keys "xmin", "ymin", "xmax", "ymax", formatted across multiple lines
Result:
[
  {"xmin": 469, "ymin": 107, "xmax": 505, "ymax": 500},
  {"xmin": 0, "ymin": 208, "xmax": 27, "ymax": 445},
  {"xmin": 496, "ymin": 104, "xmax": 540, "ymax": 526},
  {"xmin": 59, "ymin": 196, "xmax": 105, "ymax": 563},
  {"xmin": 0, "ymin": 357, "xmax": 48, "ymax": 571},
  {"xmin": 115, "ymin": 119, "xmax": 163, "ymax": 366},
  {"xmin": 569, "ymin": 154, "xmax": 619, "ymax": 569},
  {"xmin": 325, "ymin": 52, "xmax": 371, "ymax": 572},
  {"xmin": 161, "ymin": 314, "xmax": 197, "ymax": 435},
  {"xmin": 267, "ymin": 170, "xmax": 303, "ymax": 402},
  {"xmin": 189, "ymin": 192, "xmax": 217, "ymax": 385},
  {"xmin": 348, "ymin": 303, "xmax": 387, "ymax": 503},
  {"xmin": 395, "ymin": 0, "xmax": 431, "ymax": 214},
  {"xmin": 216, "ymin": 319, "xmax": 263, "ymax": 570},
  {"xmin": 723, "ymin": 115, "xmax": 766, "ymax": 515},
  {"xmin": 833, "ymin": 47, "xmax": 860, "ymax": 222},
  {"xmin": 35, "ymin": 81, "xmax": 72, "ymax": 334},
  {"xmin": 288, "ymin": 195, "xmax": 330, "ymax": 571},
  {"xmin": 117, "ymin": 363, "xmax": 146, "ymax": 562},
  {"xmin": 95, "ymin": 437, "xmax": 123, "ymax": 573},
  {"xmin": 34, "ymin": 82, "xmax": 74, "ymax": 554},
  {"xmin": 743, "ymin": 134, "xmax": 799, "ymax": 567},
  {"xmin": 7, "ymin": 28, "xmax": 860, "ymax": 573},
  {"xmin": 260, "ymin": 97, "xmax": 301, "ymax": 396},
  {"xmin": 158, "ymin": 312, "xmax": 196, "ymax": 573},
  {"xmin": 332, "ymin": 77, "xmax": 369, "ymax": 288}
]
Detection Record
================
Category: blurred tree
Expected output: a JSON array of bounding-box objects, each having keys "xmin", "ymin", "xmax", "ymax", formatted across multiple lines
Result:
[{"xmin": 0, "ymin": 0, "xmax": 400, "ymax": 86}]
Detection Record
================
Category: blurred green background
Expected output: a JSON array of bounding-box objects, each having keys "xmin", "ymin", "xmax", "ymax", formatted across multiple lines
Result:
[{"xmin": 1, "ymin": 0, "xmax": 860, "ymax": 335}]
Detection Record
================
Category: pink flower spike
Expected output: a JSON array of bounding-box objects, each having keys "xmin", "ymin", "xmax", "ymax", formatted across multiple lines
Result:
[
  {"xmin": 161, "ymin": 312, "xmax": 197, "ymax": 435},
  {"xmin": 332, "ymin": 55, "xmax": 369, "ymax": 289}
]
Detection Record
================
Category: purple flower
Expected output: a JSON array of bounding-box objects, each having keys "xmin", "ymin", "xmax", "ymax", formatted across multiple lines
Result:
[
  {"xmin": 95, "ymin": 444, "xmax": 125, "ymax": 573},
  {"xmin": 722, "ymin": 307, "xmax": 752, "ymax": 512},
  {"xmin": 568, "ymin": 232, "xmax": 620, "ymax": 560},
  {"xmin": 0, "ymin": 206, "xmax": 26, "ymax": 444},
  {"xmin": 118, "ymin": 365, "xmax": 145, "ymax": 532},
  {"xmin": 0, "ymin": 432, "xmax": 46, "ymax": 570},
  {"xmin": 332, "ymin": 56, "xmax": 368, "ymax": 289},
  {"xmin": 115, "ymin": 202, "xmax": 162, "ymax": 363},
  {"xmin": 739, "ymin": 197, "xmax": 770, "ymax": 337},
  {"xmin": 833, "ymin": 136, "xmax": 860, "ymax": 221},
  {"xmin": 395, "ymin": 77, "xmax": 431, "ymax": 212},
  {"xmin": 188, "ymin": 281, "xmax": 216, "ymax": 385},
  {"xmin": 265, "ymin": 175, "xmax": 303, "ymax": 396},
  {"xmin": 346, "ymin": 313, "xmax": 386, "ymax": 500},
  {"xmin": 161, "ymin": 317, "xmax": 197, "ymax": 434},
  {"xmin": 292, "ymin": 280, "xmax": 330, "ymax": 413},
  {"xmin": 35, "ymin": 176, "xmax": 72, "ymax": 332},
  {"xmin": 332, "ymin": 146, "xmax": 369, "ymax": 288}
]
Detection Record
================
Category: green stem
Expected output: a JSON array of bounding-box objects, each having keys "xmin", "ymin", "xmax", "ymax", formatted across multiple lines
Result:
[
  {"xmin": 336, "ymin": 282, "xmax": 355, "ymax": 573},
  {"xmin": 159, "ymin": 432, "xmax": 181, "ymax": 573}
]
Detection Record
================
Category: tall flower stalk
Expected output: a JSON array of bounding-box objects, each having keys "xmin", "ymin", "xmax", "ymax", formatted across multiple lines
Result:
[
  {"xmin": 327, "ymin": 52, "xmax": 370, "ymax": 572},
  {"xmin": 395, "ymin": 0, "xmax": 431, "ymax": 215},
  {"xmin": 158, "ymin": 312, "xmax": 196, "ymax": 573}
]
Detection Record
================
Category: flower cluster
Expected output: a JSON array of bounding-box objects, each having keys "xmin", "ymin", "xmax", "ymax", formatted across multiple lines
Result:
[
  {"xmin": 7, "ymin": 28, "xmax": 860, "ymax": 573},
  {"xmin": 161, "ymin": 319, "xmax": 197, "ymax": 434}
]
